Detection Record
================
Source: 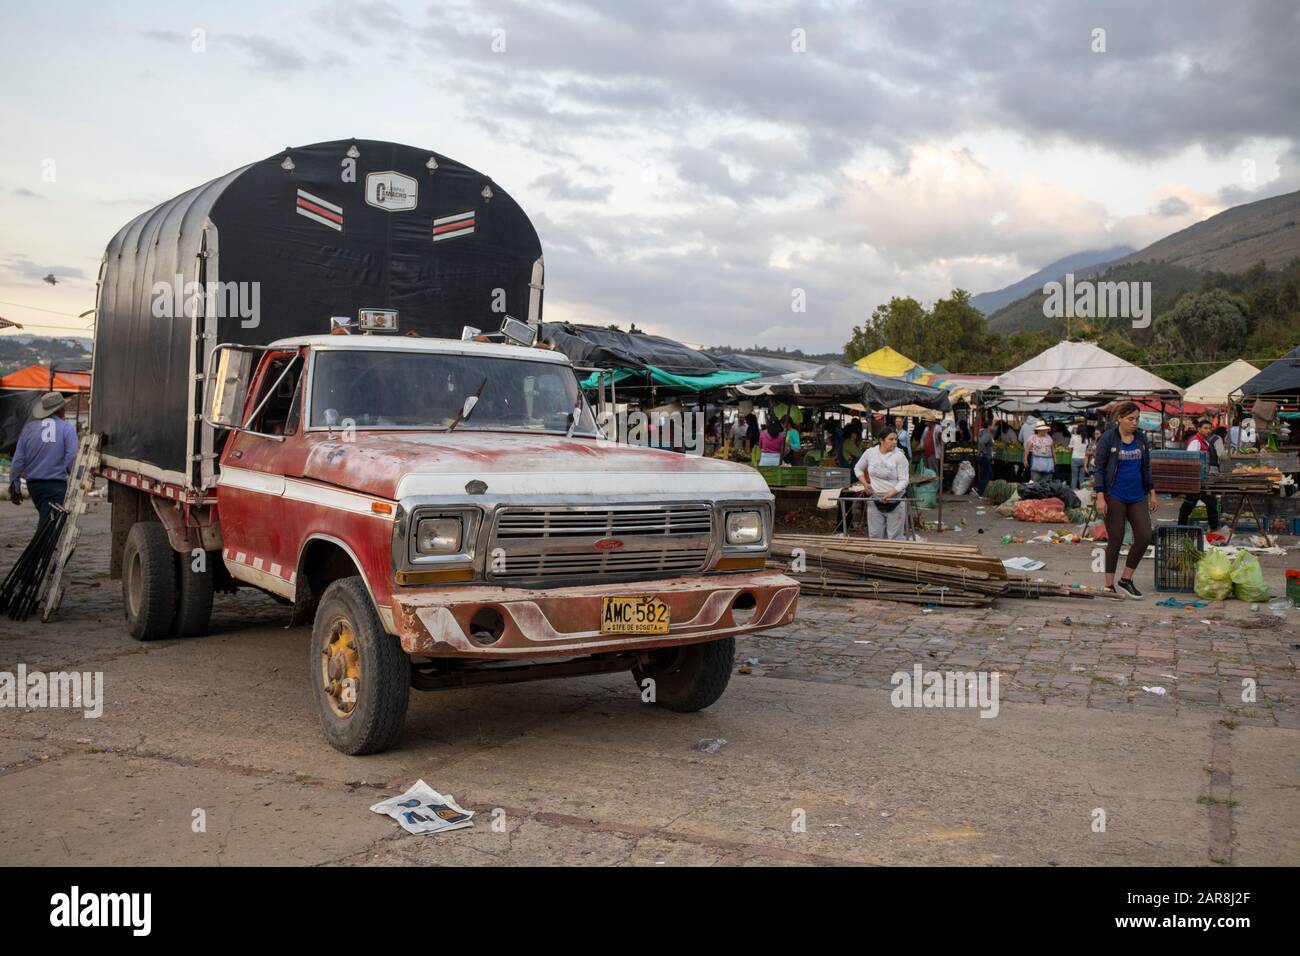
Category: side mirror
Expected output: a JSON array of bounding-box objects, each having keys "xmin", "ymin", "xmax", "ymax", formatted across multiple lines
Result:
[{"xmin": 203, "ymin": 344, "xmax": 258, "ymax": 430}]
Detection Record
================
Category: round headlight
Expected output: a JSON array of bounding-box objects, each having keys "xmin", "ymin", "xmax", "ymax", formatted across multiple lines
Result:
[
  {"xmin": 416, "ymin": 516, "xmax": 463, "ymax": 554},
  {"xmin": 726, "ymin": 510, "xmax": 763, "ymax": 545}
]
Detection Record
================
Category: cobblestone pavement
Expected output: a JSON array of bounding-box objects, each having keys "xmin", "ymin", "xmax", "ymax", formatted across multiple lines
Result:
[
  {"xmin": 742, "ymin": 493, "xmax": 1300, "ymax": 727},
  {"xmin": 740, "ymin": 595, "xmax": 1300, "ymax": 728}
]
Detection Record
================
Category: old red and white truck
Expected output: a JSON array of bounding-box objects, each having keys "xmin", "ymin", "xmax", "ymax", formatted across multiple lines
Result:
[{"xmin": 90, "ymin": 140, "xmax": 797, "ymax": 753}]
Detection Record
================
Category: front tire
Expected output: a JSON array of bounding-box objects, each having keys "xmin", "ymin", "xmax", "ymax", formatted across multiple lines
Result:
[
  {"xmin": 310, "ymin": 577, "xmax": 409, "ymax": 755},
  {"xmin": 633, "ymin": 637, "xmax": 735, "ymax": 712},
  {"xmin": 122, "ymin": 522, "xmax": 177, "ymax": 642}
]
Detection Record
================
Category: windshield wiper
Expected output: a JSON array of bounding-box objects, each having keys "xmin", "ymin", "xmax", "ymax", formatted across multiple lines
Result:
[
  {"xmin": 447, "ymin": 377, "xmax": 489, "ymax": 432},
  {"xmin": 565, "ymin": 389, "xmax": 588, "ymax": 438}
]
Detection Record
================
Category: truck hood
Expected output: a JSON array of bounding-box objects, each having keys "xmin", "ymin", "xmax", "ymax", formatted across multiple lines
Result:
[{"xmin": 301, "ymin": 432, "xmax": 770, "ymax": 500}]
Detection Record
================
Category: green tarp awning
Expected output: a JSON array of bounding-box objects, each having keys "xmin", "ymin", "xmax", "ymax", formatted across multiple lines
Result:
[{"xmin": 580, "ymin": 365, "xmax": 760, "ymax": 393}]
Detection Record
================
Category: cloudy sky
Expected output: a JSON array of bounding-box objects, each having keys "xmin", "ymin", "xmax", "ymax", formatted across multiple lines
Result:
[{"xmin": 1, "ymin": 0, "xmax": 1297, "ymax": 353}]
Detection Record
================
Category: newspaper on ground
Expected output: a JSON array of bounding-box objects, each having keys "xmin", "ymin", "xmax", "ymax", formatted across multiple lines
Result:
[
  {"xmin": 1002, "ymin": 556, "xmax": 1045, "ymax": 572},
  {"xmin": 370, "ymin": 779, "xmax": 474, "ymax": 835}
]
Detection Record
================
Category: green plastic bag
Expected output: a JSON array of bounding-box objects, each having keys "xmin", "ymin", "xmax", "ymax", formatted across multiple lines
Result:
[
  {"xmin": 1229, "ymin": 551, "xmax": 1270, "ymax": 603},
  {"xmin": 1194, "ymin": 547, "xmax": 1234, "ymax": 601},
  {"xmin": 913, "ymin": 467, "xmax": 938, "ymax": 509}
]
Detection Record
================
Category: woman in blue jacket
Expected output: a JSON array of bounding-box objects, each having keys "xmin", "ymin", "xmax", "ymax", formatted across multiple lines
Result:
[{"xmin": 1093, "ymin": 401, "xmax": 1158, "ymax": 598}]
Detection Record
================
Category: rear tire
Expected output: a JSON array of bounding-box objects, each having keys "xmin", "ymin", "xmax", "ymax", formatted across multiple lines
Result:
[
  {"xmin": 122, "ymin": 522, "xmax": 177, "ymax": 642},
  {"xmin": 310, "ymin": 577, "xmax": 409, "ymax": 755},
  {"xmin": 633, "ymin": 637, "xmax": 735, "ymax": 712},
  {"xmin": 174, "ymin": 549, "xmax": 215, "ymax": 637}
]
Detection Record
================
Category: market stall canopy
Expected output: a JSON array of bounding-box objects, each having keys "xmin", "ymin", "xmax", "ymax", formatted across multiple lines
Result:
[
  {"xmin": 539, "ymin": 322, "xmax": 717, "ymax": 374},
  {"xmin": 1236, "ymin": 345, "xmax": 1300, "ymax": 400},
  {"xmin": 885, "ymin": 403, "xmax": 943, "ymax": 420},
  {"xmin": 851, "ymin": 347, "xmax": 990, "ymax": 401},
  {"xmin": 981, "ymin": 396, "xmax": 1097, "ymax": 414},
  {"xmin": 1182, "ymin": 359, "xmax": 1260, "ymax": 407},
  {"xmin": 0, "ymin": 364, "xmax": 91, "ymax": 391},
  {"xmin": 579, "ymin": 365, "xmax": 759, "ymax": 393},
  {"xmin": 733, "ymin": 363, "xmax": 951, "ymax": 411},
  {"xmin": 1111, "ymin": 397, "xmax": 1206, "ymax": 415},
  {"xmin": 907, "ymin": 369, "xmax": 994, "ymax": 401},
  {"xmin": 986, "ymin": 341, "xmax": 1182, "ymax": 403},
  {"xmin": 853, "ymin": 346, "xmax": 920, "ymax": 378},
  {"xmin": 708, "ymin": 352, "xmax": 820, "ymax": 374},
  {"xmin": 1, "ymin": 365, "xmax": 92, "ymax": 454}
]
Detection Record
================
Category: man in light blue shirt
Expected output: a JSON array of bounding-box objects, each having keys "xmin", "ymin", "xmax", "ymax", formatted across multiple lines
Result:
[
  {"xmin": 8, "ymin": 392, "xmax": 77, "ymax": 533},
  {"xmin": 893, "ymin": 416, "xmax": 910, "ymax": 460}
]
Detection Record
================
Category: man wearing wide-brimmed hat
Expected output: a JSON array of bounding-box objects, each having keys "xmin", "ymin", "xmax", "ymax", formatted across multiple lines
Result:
[{"xmin": 7, "ymin": 391, "xmax": 78, "ymax": 533}]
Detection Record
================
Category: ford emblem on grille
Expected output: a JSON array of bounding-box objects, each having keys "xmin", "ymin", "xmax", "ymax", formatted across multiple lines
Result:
[{"xmin": 594, "ymin": 538, "xmax": 625, "ymax": 551}]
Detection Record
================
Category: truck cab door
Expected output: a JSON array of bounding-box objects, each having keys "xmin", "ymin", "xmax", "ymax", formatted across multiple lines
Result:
[{"xmin": 213, "ymin": 348, "xmax": 308, "ymax": 597}]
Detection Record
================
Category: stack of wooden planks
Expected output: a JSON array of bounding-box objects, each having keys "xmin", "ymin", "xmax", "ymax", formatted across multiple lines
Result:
[
  {"xmin": 1205, "ymin": 468, "xmax": 1282, "ymax": 494},
  {"xmin": 769, "ymin": 533, "xmax": 1114, "ymax": 606}
]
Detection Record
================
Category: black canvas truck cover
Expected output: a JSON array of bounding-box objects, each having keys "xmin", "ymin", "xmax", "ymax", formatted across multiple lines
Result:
[{"xmin": 92, "ymin": 139, "xmax": 545, "ymax": 492}]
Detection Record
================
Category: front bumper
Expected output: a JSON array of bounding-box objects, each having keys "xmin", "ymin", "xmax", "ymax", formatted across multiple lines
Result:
[{"xmin": 390, "ymin": 570, "xmax": 799, "ymax": 658}]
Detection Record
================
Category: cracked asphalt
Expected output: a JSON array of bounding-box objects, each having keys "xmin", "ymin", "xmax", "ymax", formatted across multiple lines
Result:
[{"xmin": 1, "ymin": 491, "xmax": 1297, "ymax": 865}]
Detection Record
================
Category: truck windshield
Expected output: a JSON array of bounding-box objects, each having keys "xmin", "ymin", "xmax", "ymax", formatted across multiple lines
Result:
[{"xmin": 309, "ymin": 349, "xmax": 597, "ymax": 434}]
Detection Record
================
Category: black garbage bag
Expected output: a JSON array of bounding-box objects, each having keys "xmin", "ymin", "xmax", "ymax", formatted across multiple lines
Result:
[{"xmin": 1018, "ymin": 479, "xmax": 1080, "ymax": 510}]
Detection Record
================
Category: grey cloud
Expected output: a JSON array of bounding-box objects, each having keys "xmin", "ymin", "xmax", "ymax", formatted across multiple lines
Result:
[
  {"xmin": 1155, "ymin": 196, "xmax": 1191, "ymax": 216},
  {"xmin": 0, "ymin": 255, "xmax": 88, "ymax": 285},
  {"xmin": 139, "ymin": 29, "xmax": 187, "ymax": 43},
  {"xmin": 225, "ymin": 35, "xmax": 311, "ymax": 74},
  {"xmin": 531, "ymin": 169, "xmax": 612, "ymax": 203},
  {"xmin": 224, "ymin": 34, "xmax": 347, "ymax": 77},
  {"xmin": 1220, "ymin": 144, "xmax": 1300, "ymax": 205},
  {"xmin": 316, "ymin": 0, "xmax": 407, "ymax": 48},
  {"xmin": 403, "ymin": 0, "xmax": 1298, "ymax": 164}
]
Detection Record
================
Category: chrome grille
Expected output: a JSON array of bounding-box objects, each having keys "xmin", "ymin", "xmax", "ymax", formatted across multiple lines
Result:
[
  {"xmin": 495, "ymin": 505, "xmax": 712, "ymax": 540},
  {"xmin": 492, "ymin": 548, "xmax": 711, "ymax": 580},
  {"xmin": 490, "ymin": 505, "xmax": 714, "ymax": 582}
]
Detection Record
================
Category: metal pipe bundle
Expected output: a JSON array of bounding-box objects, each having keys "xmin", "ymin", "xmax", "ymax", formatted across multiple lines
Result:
[{"xmin": 0, "ymin": 504, "xmax": 67, "ymax": 621}]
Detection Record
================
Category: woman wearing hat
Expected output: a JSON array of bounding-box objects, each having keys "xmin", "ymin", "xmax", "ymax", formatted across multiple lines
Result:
[
  {"xmin": 1023, "ymin": 421, "xmax": 1055, "ymax": 483},
  {"xmin": 7, "ymin": 391, "xmax": 77, "ymax": 534}
]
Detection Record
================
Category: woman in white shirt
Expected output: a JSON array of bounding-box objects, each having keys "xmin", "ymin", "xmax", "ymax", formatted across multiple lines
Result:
[
  {"xmin": 1068, "ymin": 425, "xmax": 1088, "ymax": 490},
  {"xmin": 853, "ymin": 428, "xmax": 910, "ymax": 539}
]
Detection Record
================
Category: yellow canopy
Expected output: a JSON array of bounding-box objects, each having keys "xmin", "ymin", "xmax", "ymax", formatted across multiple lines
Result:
[{"xmin": 854, "ymin": 346, "xmax": 921, "ymax": 378}]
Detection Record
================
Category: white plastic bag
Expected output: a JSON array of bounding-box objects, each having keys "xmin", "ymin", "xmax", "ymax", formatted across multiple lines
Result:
[{"xmin": 951, "ymin": 460, "xmax": 975, "ymax": 495}]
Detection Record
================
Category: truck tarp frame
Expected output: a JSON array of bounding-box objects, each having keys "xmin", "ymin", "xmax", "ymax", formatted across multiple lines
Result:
[{"xmin": 92, "ymin": 139, "xmax": 545, "ymax": 492}]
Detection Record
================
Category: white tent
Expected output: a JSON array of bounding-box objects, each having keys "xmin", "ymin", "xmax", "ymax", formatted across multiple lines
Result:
[
  {"xmin": 987, "ymin": 341, "xmax": 1182, "ymax": 403},
  {"xmin": 1183, "ymin": 359, "xmax": 1259, "ymax": 407}
]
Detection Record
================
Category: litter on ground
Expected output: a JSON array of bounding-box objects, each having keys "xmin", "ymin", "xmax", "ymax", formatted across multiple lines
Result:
[
  {"xmin": 369, "ymin": 780, "xmax": 474, "ymax": 835},
  {"xmin": 1002, "ymin": 556, "xmax": 1045, "ymax": 572}
]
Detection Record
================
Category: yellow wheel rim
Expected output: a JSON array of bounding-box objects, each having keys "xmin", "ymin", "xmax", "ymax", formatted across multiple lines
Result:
[{"xmin": 322, "ymin": 618, "xmax": 360, "ymax": 718}]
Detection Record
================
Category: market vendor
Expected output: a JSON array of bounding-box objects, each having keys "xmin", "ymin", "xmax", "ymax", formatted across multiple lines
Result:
[
  {"xmin": 840, "ymin": 420, "xmax": 864, "ymax": 468},
  {"xmin": 758, "ymin": 417, "xmax": 785, "ymax": 466},
  {"xmin": 853, "ymin": 426, "xmax": 910, "ymax": 539},
  {"xmin": 781, "ymin": 415, "xmax": 802, "ymax": 464},
  {"xmin": 1023, "ymin": 422, "xmax": 1055, "ymax": 483},
  {"xmin": 1177, "ymin": 419, "xmax": 1222, "ymax": 534},
  {"xmin": 976, "ymin": 416, "xmax": 994, "ymax": 495},
  {"xmin": 894, "ymin": 416, "xmax": 911, "ymax": 461}
]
